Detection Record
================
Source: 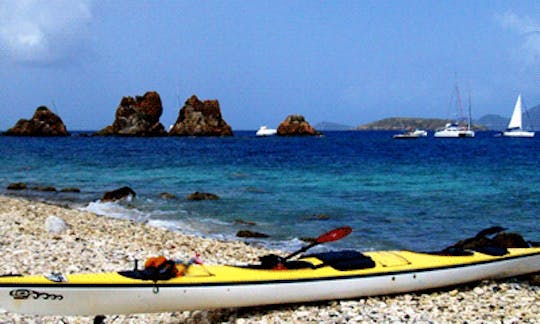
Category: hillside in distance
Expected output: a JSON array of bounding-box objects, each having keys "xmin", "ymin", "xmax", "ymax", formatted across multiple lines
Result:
[
  {"xmin": 314, "ymin": 122, "xmax": 353, "ymax": 131},
  {"xmin": 476, "ymin": 104, "xmax": 540, "ymax": 131},
  {"xmin": 356, "ymin": 117, "xmax": 456, "ymax": 131}
]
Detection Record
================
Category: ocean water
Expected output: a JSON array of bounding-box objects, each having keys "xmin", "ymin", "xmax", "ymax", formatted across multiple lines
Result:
[{"xmin": 0, "ymin": 131, "xmax": 538, "ymax": 253}]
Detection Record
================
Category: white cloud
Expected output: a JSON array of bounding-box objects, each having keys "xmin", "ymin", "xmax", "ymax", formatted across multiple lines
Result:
[
  {"xmin": 0, "ymin": 0, "xmax": 93, "ymax": 65},
  {"xmin": 496, "ymin": 12, "xmax": 540, "ymax": 64}
]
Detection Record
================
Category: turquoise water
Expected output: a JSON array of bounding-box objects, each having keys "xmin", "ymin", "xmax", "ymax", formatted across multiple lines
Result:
[{"xmin": 0, "ymin": 131, "xmax": 538, "ymax": 252}]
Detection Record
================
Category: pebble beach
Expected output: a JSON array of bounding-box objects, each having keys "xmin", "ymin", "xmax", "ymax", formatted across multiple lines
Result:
[{"xmin": 0, "ymin": 195, "xmax": 539, "ymax": 323}]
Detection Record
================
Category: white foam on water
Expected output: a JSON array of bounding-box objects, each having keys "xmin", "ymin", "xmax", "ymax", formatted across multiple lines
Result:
[
  {"xmin": 79, "ymin": 200, "xmax": 334, "ymax": 253},
  {"xmin": 81, "ymin": 200, "xmax": 148, "ymax": 222}
]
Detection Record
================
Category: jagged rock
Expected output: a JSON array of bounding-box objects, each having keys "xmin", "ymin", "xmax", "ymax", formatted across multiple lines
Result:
[
  {"xmin": 169, "ymin": 95, "xmax": 233, "ymax": 136},
  {"xmin": 95, "ymin": 91, "xmax": 167, "ymax": 136},
  {"xmin": 187, "ymin": 192, "xmax": 220, "ymax": 201},
  {"xmin": 4, "ymin": 106, "xmax": 69, "ymax": 136},
  {"xmin": 277, "ymin": 115, "xmax": 318, "ymax": 136},
  {"xmin": 7, "ymin": 182, "xmax": 27, "ymax": 190},
  {"xmin": 236, "ymin": 230, "xmax": 269, "ymax": 238},
  {"xmin": 101, "ymin": 186, "xmax": 136, "ymax": 202},
  {"xmin": 45, "ymin": 215, "xmax": 70, "ymax": 234}
]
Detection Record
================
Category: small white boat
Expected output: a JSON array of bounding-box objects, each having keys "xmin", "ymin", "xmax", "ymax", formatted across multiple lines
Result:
[
  {"xmin": 411, "ymin": 129, "xmax": 428, "ymax": 137},
  {"xmin": 255, "ymin": 126, "xmax": 277, "ymax": 137},
  {"xmin": 393, "ymin": 129, "xmax": 427, "ymax": 139},
  {"xmin": 501, "ymin": 94, "xmax": 535, "ymax": 138},
  {"xmin": 434, "ymin": 123, "xmax": 475, "ymax": 138}
]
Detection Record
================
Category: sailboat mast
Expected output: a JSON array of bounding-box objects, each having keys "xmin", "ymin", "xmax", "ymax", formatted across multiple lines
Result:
[
  {"xmin": 454, "ymin": 83, "xmax": 466, "ymax": 125},
  {"xmin": 468, "ymin": 91, "xmax": 472, "ymax": 130}
]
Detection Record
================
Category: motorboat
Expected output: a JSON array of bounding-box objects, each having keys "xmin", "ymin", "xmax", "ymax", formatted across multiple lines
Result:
[{"xmin": 255, "ymin": 126, "xmax": 277, "ymax": 137}]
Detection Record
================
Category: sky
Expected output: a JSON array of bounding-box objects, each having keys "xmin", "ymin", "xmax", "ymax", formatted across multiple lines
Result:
[{"xmin": 1, "ymin": 1, "xmax": 540, "ymax": 131}]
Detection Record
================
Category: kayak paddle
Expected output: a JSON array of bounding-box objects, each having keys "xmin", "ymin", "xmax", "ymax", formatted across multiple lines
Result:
[{"xmin": 284, "ymin": 226, "xmax": 352, "ymax": 260}]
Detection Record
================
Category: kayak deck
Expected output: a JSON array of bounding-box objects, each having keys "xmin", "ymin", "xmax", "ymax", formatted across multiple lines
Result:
[{"xmin": 1, "ymin": 248, "xmax": 539, "ymax": 286}]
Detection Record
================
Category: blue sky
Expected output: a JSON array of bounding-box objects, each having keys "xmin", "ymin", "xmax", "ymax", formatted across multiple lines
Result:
[{"xmin": 1, "ymin": 1, "xmax": 540, "ymax": 130}]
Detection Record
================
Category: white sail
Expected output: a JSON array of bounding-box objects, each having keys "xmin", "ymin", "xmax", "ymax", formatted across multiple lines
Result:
[{"xmin": 507, "ymin": 94, "xmax": 523, "ymax": 130}]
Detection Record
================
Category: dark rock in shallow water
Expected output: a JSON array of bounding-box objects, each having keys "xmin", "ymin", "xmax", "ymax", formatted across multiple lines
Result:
[
  {"xmin": 300, "ymin": 237, "xmax": 317, "ymax": 243},
  {"xmin": 169, "ymin": 95, "xmax": 233, "ymax": 136},
  {"xmin": 187, "ymin": 192, "xmax": 219, "ymax": 201},
  {"xmin": 32, "ymin": 186, "xmax": 57, "ymax": 192},
  {"xmin": 7, "ymin": 182, "xmax": 27, "ymax": 190},
  {"xmin": 277, "ymin": 114, "xmax": 319, "ymax": 136},
  {"xmin": 101, "ymin": 186, "xmax": 136, "ymax": 202},
  {"xmin": 236, "ymin": 230, "xmax": 269, "ymax": 238},
  {"xmin": 304, "ymin": 214, "xmax": 330, "ymax": 221},
  {"xmin": 159, "ymin": 192, "xmax": 176, "ymax": 200},
  {"xmin": 4, "ymin": 106, "xmax": 69, "ymax": 136},
  {"xmin": 60, "ymin": 187, "xmax": 81, "ymax": 193},
  {"xmin": 187, "ymin": 192, "xmax": 220, "ymax": 201},
  {"xmin": 95, "ymin": 91, "xmax": 167, "ymax": 137}
]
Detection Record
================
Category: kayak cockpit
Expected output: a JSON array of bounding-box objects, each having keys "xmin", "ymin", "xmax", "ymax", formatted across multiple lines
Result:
[{"xmin": 243, "ymin": 250, "xmax": 376, "ymax": 271}]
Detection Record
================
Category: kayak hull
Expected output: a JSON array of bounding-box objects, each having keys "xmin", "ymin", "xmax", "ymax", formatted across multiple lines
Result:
[{"xmin": 1, "ymin": 248, "xmax": 539, "ymax": 315}]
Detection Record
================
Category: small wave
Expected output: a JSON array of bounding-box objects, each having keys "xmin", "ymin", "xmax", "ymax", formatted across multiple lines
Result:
[{"xmin": 81, "ymin": 200, "xmax": 149, "ymax": 222}]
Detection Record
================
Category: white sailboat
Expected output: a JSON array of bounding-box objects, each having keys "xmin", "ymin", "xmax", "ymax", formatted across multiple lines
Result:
[
  {"xmin": 434, "ymin": 84, "xmax": 475, "ymax": 138},
  {"xmin": 501, "ymin": 94, "xmax": 535, "ymax": 138}
]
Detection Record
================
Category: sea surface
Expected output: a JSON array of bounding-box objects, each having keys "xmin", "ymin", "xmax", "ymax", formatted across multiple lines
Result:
[{"xmin": 0, "ymin": 131, "xmax": 538, "ymax": 253}]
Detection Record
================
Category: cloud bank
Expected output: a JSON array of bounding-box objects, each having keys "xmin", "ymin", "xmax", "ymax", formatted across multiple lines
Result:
[
  {"xmin": 496, "ymin": 12, "xmax": 540, "ymax": 63},
  {"xmin": 0, "ymin": 0, "xmax": 93, "ymax": 65}
]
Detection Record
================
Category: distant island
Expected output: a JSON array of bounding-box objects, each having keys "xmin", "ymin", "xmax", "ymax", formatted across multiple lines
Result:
[
  {"xmin": 355, "ymin": 104, "xmax": 540, "ymax": 131},
  {"xmin": 314, "ymin": 122, "xmax": 353, "ymax": 131},
  {"xmin": 355, "ymin": 117, "xmax": 476, "ymax": 131}
]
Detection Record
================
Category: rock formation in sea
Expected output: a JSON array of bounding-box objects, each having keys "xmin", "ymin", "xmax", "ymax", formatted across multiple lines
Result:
[
  {"xmin": 101, "ymin": 186, "xmax": 136, "ymax": 202},
  {"xmin": 187, "ymin": 192, "xmax": 220, "ymax": 201},
  {"xmin": 4, "ymin": 106, "xmax": 69, "ymax": 136},
  {"xmin": 169, "ymin": 95, "xmax": 233, "ymax": 136},
  {"xmin": 95, "ymin": 91, "xmax": 167, "ymax": 136},
  {"xmin": 277, "ymin": 115, "xmax": 318, "ymax": 136}
]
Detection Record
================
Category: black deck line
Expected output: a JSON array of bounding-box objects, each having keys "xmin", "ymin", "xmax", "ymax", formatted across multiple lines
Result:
[{"xmin": 1, "ymin": 251, "xmax": 538, "ymax": 289}]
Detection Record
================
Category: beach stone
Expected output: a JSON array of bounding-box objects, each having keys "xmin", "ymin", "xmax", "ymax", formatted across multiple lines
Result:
[
  {"xmin": 474, "ymin": 287, "xmax": 485, "ymax": 295},
  {"xmin": 169, "ymin": 95, "xmax": 233, "ymax": 136},
  {"xmin": 236, "ymin": 230, "xmax": 269, "ymax": 238},
  {"xmin": 45, "ymin": 215, "xmax": 69, "ymax": 234},
  {"xmin": 277, "ymin": 114, "xmax": 319, "ymax": 136},
  {"xmin": 4, "ymin": 106, "xmax": 69, "ymax": 136},
  {"xmin": 187, "ymin": 192, "xmax": 220, "ymax": 201},
  {"xmin": 95, "ymin": 91, "xmax": 167, "ymax": 136},
  {"xmin": 7, "ymin": 182, "xmax": 27, "ymax": 190},
  {"xmin": 101, "ymin": 186, "xmax": 136, "ymax": 202}
]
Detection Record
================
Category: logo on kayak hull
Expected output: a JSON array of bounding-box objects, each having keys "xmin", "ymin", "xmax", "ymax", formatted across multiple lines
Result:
[{"xmin": 9, "ymin": 289, "xmax": 63, "ymax": 300}]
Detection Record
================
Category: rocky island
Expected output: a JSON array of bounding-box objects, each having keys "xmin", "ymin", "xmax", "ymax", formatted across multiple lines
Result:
[
  {"xmin": 3, "ymin": 106, "xmax": 69, "ymax": 136},
  {"xmin": 95, "ymin": 91, "xmax": 167, "ymax": 136},
  {"xmin": 169, "ymin": 95, "xmax": 233, "ymax": 136},
  {"xmin": 277, "ymin": 114, "xmax": 319, "ymax": 136}
]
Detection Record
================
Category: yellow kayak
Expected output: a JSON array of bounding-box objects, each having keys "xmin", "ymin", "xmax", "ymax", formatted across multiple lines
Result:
[{"xmin": 1, "ymin": 226, "xmax": 539, "ymax": 316}]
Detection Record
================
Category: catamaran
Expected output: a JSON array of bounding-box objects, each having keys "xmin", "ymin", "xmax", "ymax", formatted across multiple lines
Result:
[
  {"xmin": 434, "ymin": 84, "xmax": 475, "ymax": 138},
  {"xmin": 501, "ymin": 94, "xmax": 535, "ymax": 138}
]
